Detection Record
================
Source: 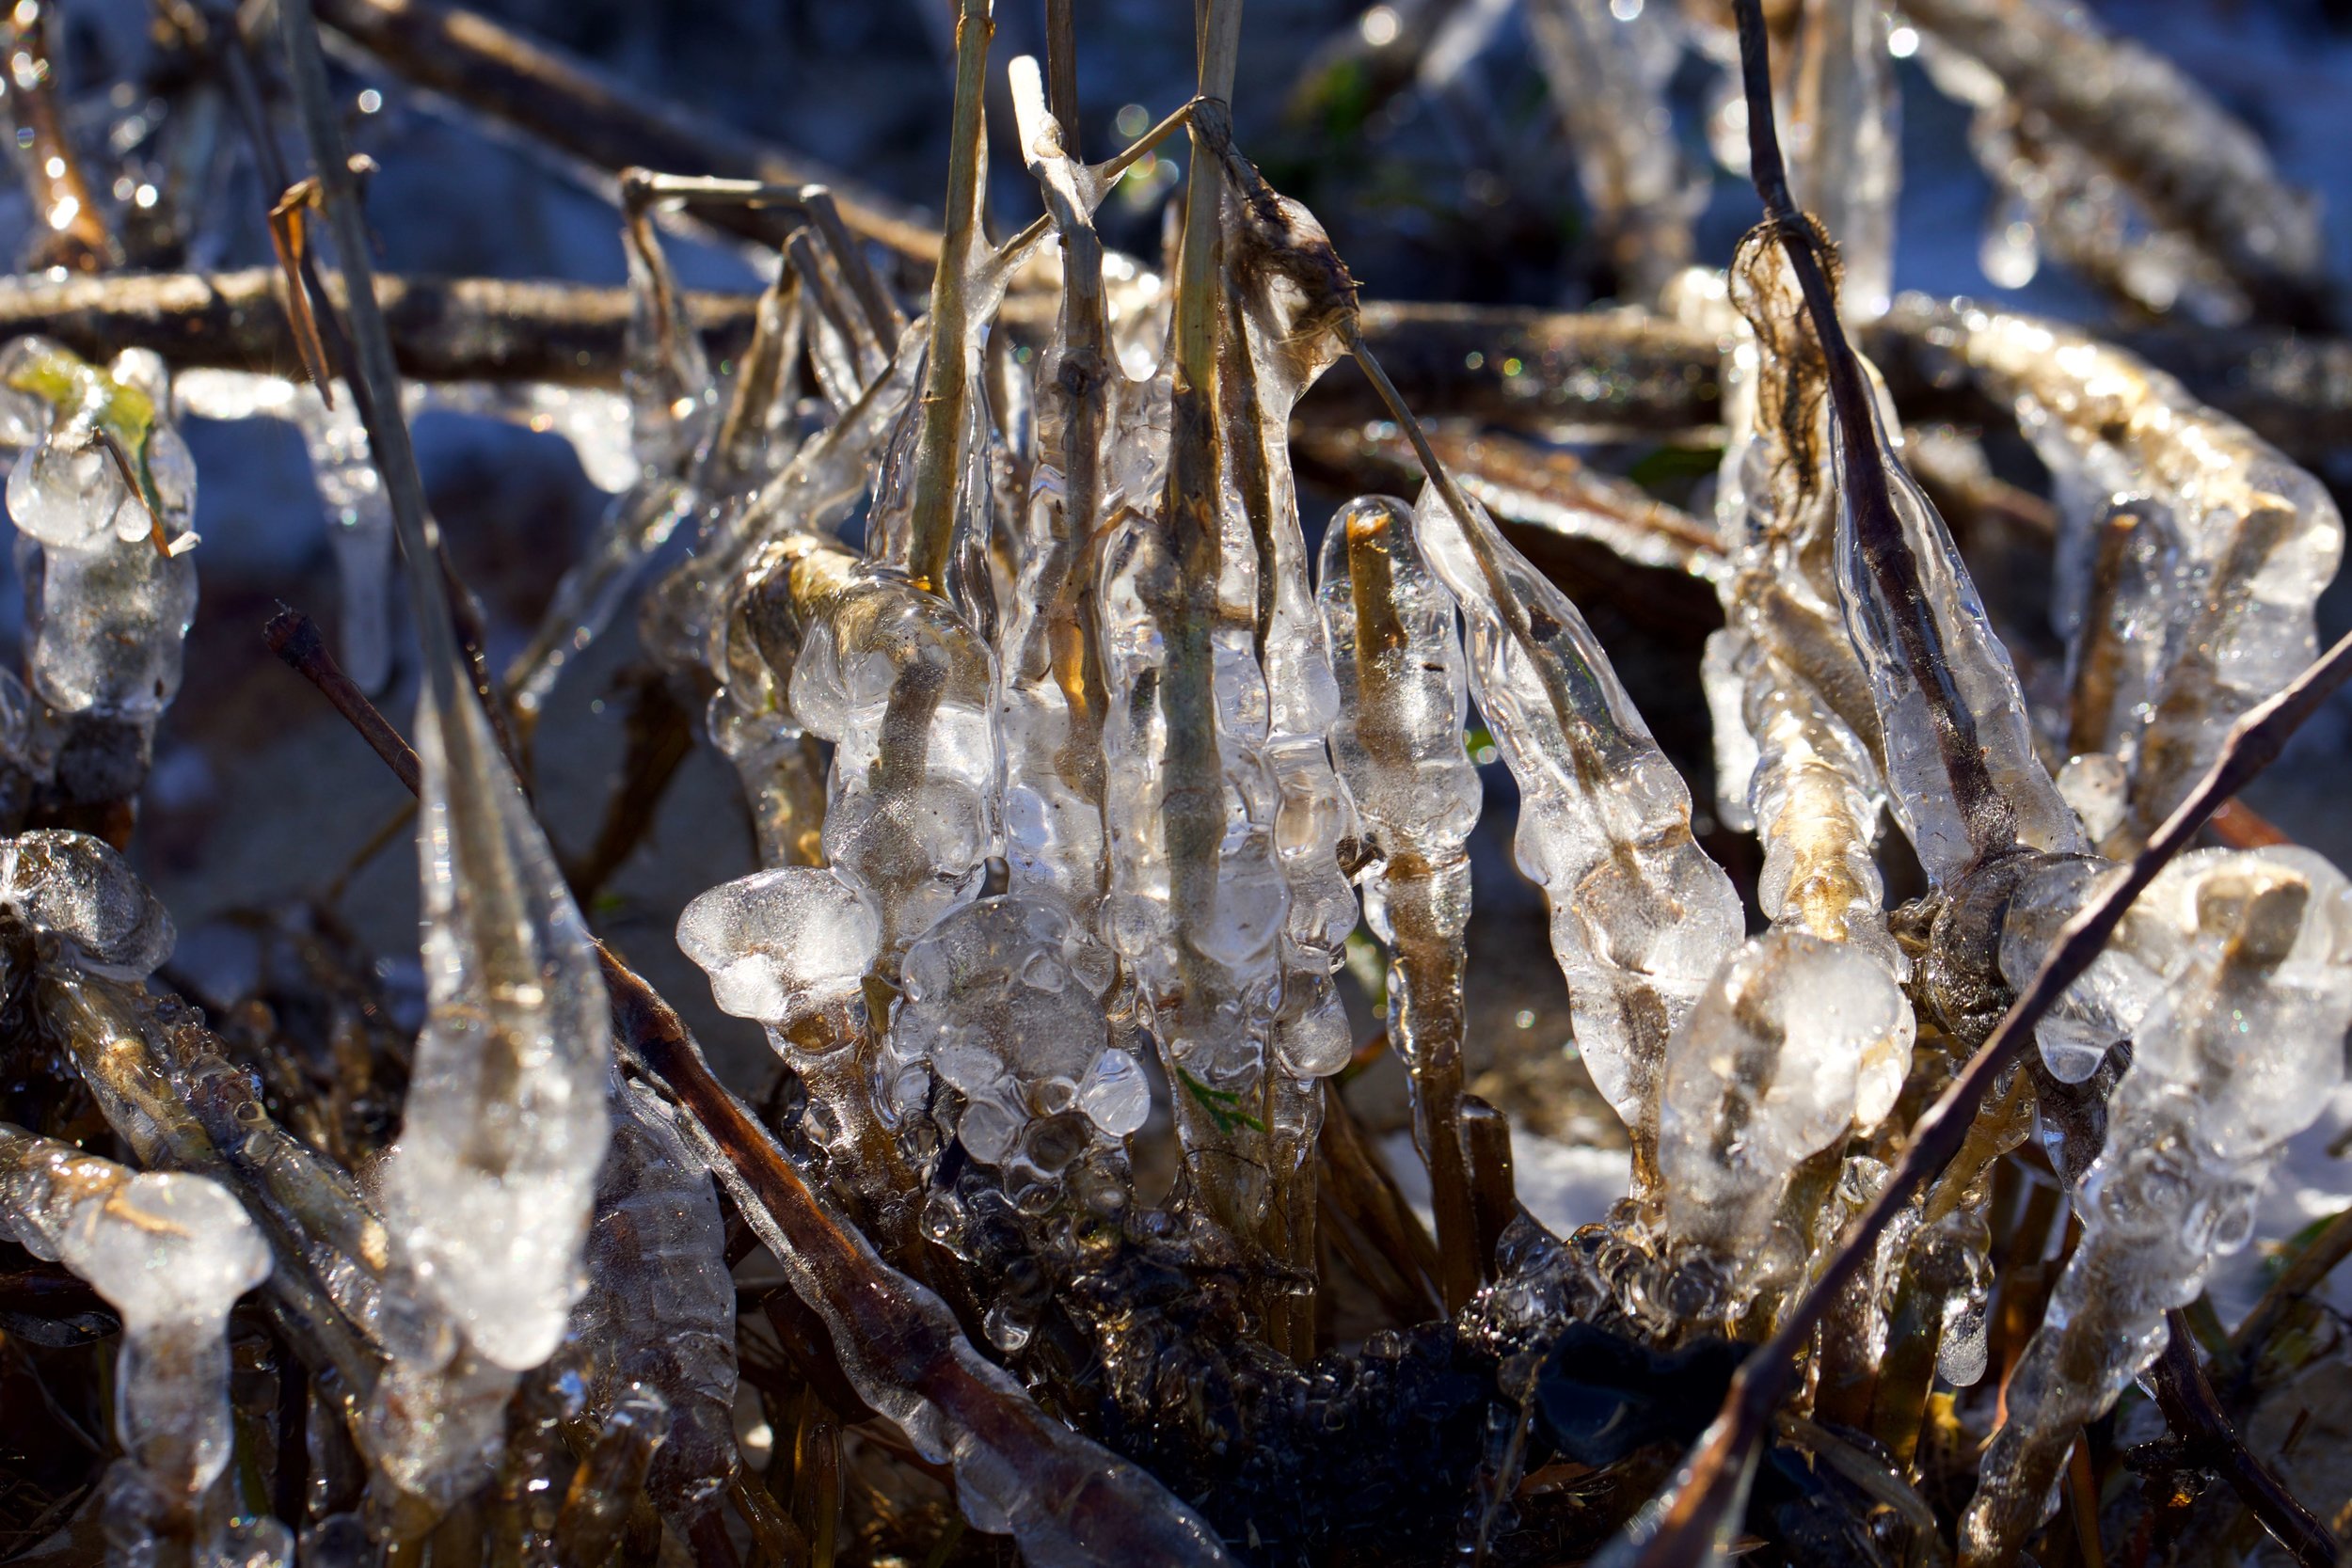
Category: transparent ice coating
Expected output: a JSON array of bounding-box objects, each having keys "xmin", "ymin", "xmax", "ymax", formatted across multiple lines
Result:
[
  {"xmin": 1708, "ymin": 238, "xmax": 1899, "ymax": 974},
  {"xmin": 0, "ymin": 828, "xmax": 175, "ymax": 976},
  {"xmin": 1962, "ymin": 847, "xmax": 2352, "ymax": 1567},
  {"xmin": 1000, "ymin": 66, "xmax": 1117, "ymax": 941},
  {"xmin": 0, "ymin": 339, "xmax": 193, "ymax": 551},
  {"xmin": 1220, "ymin": 179, "xmax": 1364, "ymax": 1058},
  {"xmin": 569, "ymin": 1078, "xmax": 739, "ymax": 1523},
  {"xmin": 3, "ymin": 341, "xmax": 199, "ymax": 734},
  {"xmin": 1319, "ymin": 492, "xmax": 1484, "ymax": 1305},
  {"xmin": 292, "ymin": 385, "xmax": 396, "ymax": 693},
  {"xmin": 783, "ymin": 550, "xmax": 1001, "ymax": 958},
  {"xmin": 1831, "ymin": 387, "xmax": 2083, "ymax": 883},
  {"xmin": 1788, "ymin": 0, "xmax": 1899, "ymax": 323},
  {"xmin": 1658, "ymin": 932, "xmax": 1912, "ymax": 1275},
  {"xmin": 1997, "ymin": 855, "xmax": 2166, "ymax": 1085},
  {"xmin": 1902, "ymin": 0, "xmax": 2321, "ymax": 325},
  {"xmin": 1407, "ymin": 479, "xmax": 1740, "ymax": 1164},
  {"xmin": 0, "ymin": 1130, "xmax": 268, "ymax": 1551},
  {"xmin": 378, "ymin": 678, "xmax": 614, "ymax": 1375},
  {"xmin": 1895, "ymin": 299, "xmax": 2344, "ymax": 841},
  {"xmin": 662, "ymin": 1049, "xmax": 1238, "ymax": 1568},
  {"xmin": 676, "ymin": 865, "xmax": 879, "ymax": 1026},
  {"xmin": 882, "ymin": 895, "xmax": 1144, "ymax": 1171},
  {"xmin": 1525, "ymin": 0, "xmax": 1698, "ymax": 302}
]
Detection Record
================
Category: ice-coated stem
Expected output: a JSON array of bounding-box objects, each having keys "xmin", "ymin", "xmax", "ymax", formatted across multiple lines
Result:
[
  {"xmin": 1728, "ymin": 0, "xmax": 2077, "ymax": 886},
  {"xmin": 1960, "ymin": 849, "xmax": 2352, "ymax": 1567},
  {"xmin": 1002, "ymin": 56, "xmax": 1114, "ymax": 929},
  {"xmin": 1320, "ymin": 495, "xmax": 1483, "ymax": 1309},
  {"xmin": 0, "ymin": 1128, "xmax": 279, "ymax": 1567},
  {"xmin": 1343, "ymin": 335, "xmax": 1740, "ymax": 1179},
  {"xmin": 606, "ymin": 961, "xmax": 1240, "ymax": 1568}
]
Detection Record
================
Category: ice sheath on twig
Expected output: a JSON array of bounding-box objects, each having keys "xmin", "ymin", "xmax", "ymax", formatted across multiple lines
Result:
[{"xmin": 276, "ymin": 0, "xmax": 614, "ymax": 1508}]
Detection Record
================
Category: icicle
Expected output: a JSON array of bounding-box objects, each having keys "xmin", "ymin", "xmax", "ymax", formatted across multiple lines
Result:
[
  {"xmin": 1657, "ymin": 931, "xmax": 1911, "ymax": 1307},
  {"xmin": 1320, "ymin": 493, "xmax": 1485, "ymax": 1309},
  {"xmin": 1525, "ymin": 0, "xmax": 1699, "ymax": 302},
  {"xmin": 568, "ymin": 1078, "xmax": 739, "ymax": 1526},
  {"xmin": 291, "ymin": 385, "xmax": 397, "ymax": 693},
  {"xmin": 998, "ymin": 57, "xmax": 1117, "ymax": 940},
  {"xmin": 1962, "ymin": 847, "xmax": 2352, "ymax": 1567},
  {"xmin": 1788, "ymin": 0, "xmax": 1899, "ymax": 324},
  {"xmin": 1408, "ymin": 478, "xmax": 1741, "ymax": 1175},
  {"xmin": 1830, "ymin": 374, "xmax": 2082, "ymax": 882},
  {"xmin": 0, "ymin": 1128, "xmax": 287, "ymax": 1568},
  {"xmin": 1708, "ymin": 234, "xmax": 1899, "ymax": 972},
  {"xmin": 1889, "ymin": 298, "xmax": 2343, "ymax": 847},
  {"xmin": 1, "ymin": 340, "xmax": 198, "ymax": 792},
  {"xmin": 365, "ymin": 666, "xmax": 614, "ymax": 1501}
]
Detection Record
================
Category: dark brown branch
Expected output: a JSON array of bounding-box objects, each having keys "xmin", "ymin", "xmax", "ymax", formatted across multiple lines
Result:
[
  {"xmin": 2147, "ymin": 1309, "xmax": 2339, "ymax": 1568},
  {"xmin": 267, "ymin": 608, "xmax": 421, "ymax": 791},
  {"xmin": 309, "ymin": 0, "xmax": 939, "ymax": 267}
]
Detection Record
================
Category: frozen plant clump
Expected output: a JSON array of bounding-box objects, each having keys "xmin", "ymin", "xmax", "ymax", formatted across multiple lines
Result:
[{"xmin": 5, "ymin": 0, "xmax": 2352, "ymax": 1562}]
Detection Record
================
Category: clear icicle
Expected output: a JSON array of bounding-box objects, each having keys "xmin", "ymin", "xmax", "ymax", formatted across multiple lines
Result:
[
  {"xmin": 568, "ymin": 1077, "xmax": 739, "ymax": 1525},
  {"xmin": 1408, "ymin": 479, "xmax": 1741, "ymax": 1173},
  {"xmin": 293, "ymin": 384, "xmax": 396, "ymax": 693},
  {"xmin": 1709, "ymin": 235, "xmax": 1899, "ymax": 974},
  {"xmin": 1830, "ymin": 379, "xmax": 2083, "ymax": 882},
  {"xmin": 1525, "ymin": 0, "xmax": 1699, "ymax": 303},
  {"xmin": 1, "ymin": 340, "xmax": 198, "ymax": 788},
  {"xmin": 1657, "ymin": 931, "xmax": 1911, "ymax": 1304},
  {"xmin": 1887, "ymin": 297, "xmax": 2344, "ymax": 847},
  {"xmin": 1320, "ymin": 493, "xmax": 1484, "ymax": 1308},
  {"xmin": 367, "ymin": 672, "xmax": 614, "ymax": 1501},
  {"xmin": 999, "ymin": 59, "xmax": 1116, "ymax": 940},
  {"xmin": 1788, "ymin": 0, "xmax": 1900, "ymax": 324},
  {"xmin": 0, "ymin": 1128, "xmax": 285, "ymax": 1568},
  {"xmin": 1961, "ymin": 847, "xmax": 2352, "ymax": 1567}
]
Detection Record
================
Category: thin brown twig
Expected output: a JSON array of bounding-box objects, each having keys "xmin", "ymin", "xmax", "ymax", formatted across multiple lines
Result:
[{"xmin": 2146, "ymin": 1308, "xmax": 2339, "ymax": 1568}]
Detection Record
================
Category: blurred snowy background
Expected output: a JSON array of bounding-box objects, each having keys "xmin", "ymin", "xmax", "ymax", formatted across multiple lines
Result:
[{"xmin": 4, "ymin": 0, "xmax": 2350, "ymax": 1325}]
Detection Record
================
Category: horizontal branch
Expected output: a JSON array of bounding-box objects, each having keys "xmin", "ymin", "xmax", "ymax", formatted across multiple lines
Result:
[{"xmin": 0, "ymin": 267, "xmax": 762, "ymax": 388}]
